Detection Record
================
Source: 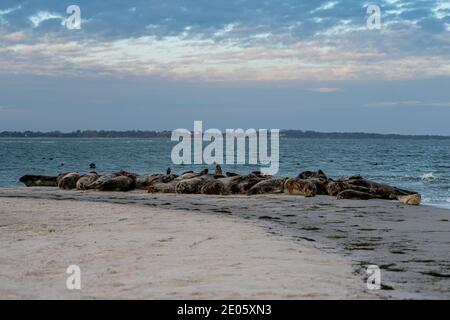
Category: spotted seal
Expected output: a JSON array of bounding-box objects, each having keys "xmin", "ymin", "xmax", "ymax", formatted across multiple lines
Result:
[{"xmin": 58, "ymin": 173, "xmax": 81, "ymax": 190}]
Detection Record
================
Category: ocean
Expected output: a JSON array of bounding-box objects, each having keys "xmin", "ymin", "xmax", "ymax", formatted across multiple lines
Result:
[{"xmin": 1, "ymin": 137, "xmax": 449, "ymax": 209}]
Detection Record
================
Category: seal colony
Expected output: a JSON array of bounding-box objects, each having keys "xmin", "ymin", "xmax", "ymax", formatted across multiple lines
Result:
[{"xmin": 19, "ymin": 166, "xmax": 421, "ymax": 205}]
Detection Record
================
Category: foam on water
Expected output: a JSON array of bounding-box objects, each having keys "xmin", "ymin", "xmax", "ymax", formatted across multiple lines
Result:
[
  {"xmin": 421, "ymin": 172, "xmax": 438, "ymax": 181},
  {"xmin": 422, "ymin": 196, "xmax": 450, "ymax": 209}
]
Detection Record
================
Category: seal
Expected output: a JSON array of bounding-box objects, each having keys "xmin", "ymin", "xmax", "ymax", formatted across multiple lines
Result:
[
  {"xmin": 161, "ymin": 173, "xmax": 178, "ymax": 183},
  {"xmin": 58, "ymin": 173, "xmax": 81, "ymax": 190},
  {"xmin": 298, "ymin": 170, "xmax": 328, "ymax": 180},
  {"xmin": 246, "ymin": 178, "xmax": 287, "ymax": 195},
  {"xmin": 87, "ymin": 173, "xmax": 121, "ymax": 189},
  {"xmin": 214, "ymin": 164, "xmax": 225, "ymax": 178},
  {"xmin": 327, "ymin": 177, "xmax": 417, "ymax": 199},
  {"xmin": 306, "ymin": 178, "xmax": 329, "ymax": 195},
  {"xmin": 326, "ymin": 181, "xmax": 368, "ymax": 196},
  {"xmin": 76, "ymin": 172, "xmax": 99, "ymax": 190},
  {"xmin": 284, "ymin": 178, "xmax": 317, "ymax": 197},
  {"xmin": 174, "ymin": 174, "xmax": 218, "ymax": 194},
  {"xmin": 180, "ymin": 172, "xmax": 198, "ymax": 180},
  {"xmin": 217, "ymin": 174, "xmax": 266, "ymax": 194},
  {"xmin": 175, "ymin": 177, "xmax": 210, "ymax": 194},
  {"xmin": 336, "ymin": 189, "xmax": 374, "ymax": 200},
  {"xmin": 147, "ymin": 179, "xmax": 180, "ymax": 193},
  {"xmin": 136, "ymin": 174, "xmax": 161, "ymax": 189},
  {"xmin": 19, "ymin": 175, "xmax": 58, "ymax": 187},
  {"xmin": 398, "ymin": 194, "xmax": 421, "ymax": 205},
  {"xmin": 97, "ymin": 175, "xmax": 136, "ymax": 192},
  {"xmin": 225, "ymin": 172, "xmax": 239, "ymax": 177},
  {"xmin": 200, "ymin": 179, "xmax": 226, "ymax": 195},
  {"xmin": 56, "ymin": 172, "xmax": 69, "ymax": 185}
]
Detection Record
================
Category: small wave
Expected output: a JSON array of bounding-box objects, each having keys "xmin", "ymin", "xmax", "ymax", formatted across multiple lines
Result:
[
  {"xmin": 422, "ymin": 197, "xmax": 450, "ymax": 210},
  {"xmin": 421, "ymin": 172, "xmax": 438, "ymax": 181}
]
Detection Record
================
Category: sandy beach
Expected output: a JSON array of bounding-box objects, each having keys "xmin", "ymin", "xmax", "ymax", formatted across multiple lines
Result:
[
  {"xmin": 0, "ymin": 193, "xmax": 372, "ymax": 300},
  {"xmin": 0, "ymin": 187, "xmax": 449, "ymax": 299}
]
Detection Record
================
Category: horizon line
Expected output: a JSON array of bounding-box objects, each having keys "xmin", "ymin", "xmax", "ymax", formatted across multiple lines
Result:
[{"xmin": 1, "ymin": 129, "xmax": 449, "ymax": 138}]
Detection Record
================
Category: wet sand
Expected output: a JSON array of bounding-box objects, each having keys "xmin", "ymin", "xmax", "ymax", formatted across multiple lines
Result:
[{"xmin": 1, "ymin": 187, "xmax": 449, "ymax": 299}]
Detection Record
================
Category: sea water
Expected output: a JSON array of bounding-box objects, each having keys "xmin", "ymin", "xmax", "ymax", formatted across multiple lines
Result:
[{"xmin": 0, "ymin": 137, "xmax": 449, "ymax": 209}]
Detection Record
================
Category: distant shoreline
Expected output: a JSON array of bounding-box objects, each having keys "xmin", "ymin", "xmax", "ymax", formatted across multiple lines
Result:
[{"xmin": 1, "ymin": 130, "xmax": 450, "ymax": 139}]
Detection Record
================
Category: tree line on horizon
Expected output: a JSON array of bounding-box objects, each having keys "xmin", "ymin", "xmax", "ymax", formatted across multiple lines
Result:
[{"xmin": 0, "ymin": 130, "xmax": 448, "ymax": 139}]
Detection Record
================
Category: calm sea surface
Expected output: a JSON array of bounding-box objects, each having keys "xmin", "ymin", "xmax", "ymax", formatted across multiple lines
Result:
[{"xmin": 1, "ymin": 138, "xmax": 449, "ymax": 209}]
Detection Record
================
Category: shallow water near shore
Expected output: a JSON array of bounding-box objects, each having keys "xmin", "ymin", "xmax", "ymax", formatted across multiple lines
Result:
[{"xmin": 0, "ymin": 137, "xmax": 449, "ymax": 209}]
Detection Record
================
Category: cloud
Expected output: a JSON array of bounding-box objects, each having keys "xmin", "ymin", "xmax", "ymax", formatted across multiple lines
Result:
[
  {"xmin": 433, "ymin": 1, "xmax": 450, "ymax": 19},
  {"xmin": 0, "ymin": 5, "xmax": 22, "ymax": 25},
  {"xmin": 0, "ymin": 1, "xmax": 447, "ymax": 41},
  {"xmin": 311, "ymin": 1, "xmax": 340, "ymax": 13},
  {"xmin": 0, "ymin": 31, "xmax": 27, "ymax": 42},
  {"xmin": 0, "ymin": 31, "xmax": 449, "ymax": 82},
  {"xmin": 0, "ymin": 1, "xmax": 448, "ymax": 81},
  {"xmin": 29, "ymin": 11, "xmax": 64, "ymax": 28}
]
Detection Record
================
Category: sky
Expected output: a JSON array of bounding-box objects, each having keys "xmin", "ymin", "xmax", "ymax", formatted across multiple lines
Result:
[{"xmin": 0, "ymin": 0, "xmax": 449, "ymax": 134}]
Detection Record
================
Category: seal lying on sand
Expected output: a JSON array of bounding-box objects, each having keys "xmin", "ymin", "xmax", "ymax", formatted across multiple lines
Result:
[
  {"xmin": 246, "ymin": 178, "xmax": 287, "ymax": 195},
  {"xmin": 398, "ymin": 194, "xmax": 421, "ymax": 205},
  {"xmin": 326, "ymin": 181, "xmax": 369, "ymax": 196},
  {"xmin": 76, "ymin": 172, "xmax": 99, "ymax": 190},
  {"xmin": 226, "ymin": 172, "xmax": 239, "ymax": 177},
  {"xmin": 58, "ymin": 173, "xmax": 80, "ymax": 190},
  {"xmin": 161, "ymin": 173, "xmax": 178, "ymax": 183},
  {"xmin": 336, "ymin": 189, "xmax": 375, "ymax": 200},
  {"xmin": 87, "ymin": 174, "xmax": 115, "ymax": 189},
  {"xmin": 136, "ymin": 174, "xmax": 161, "ymax": 189},
  {"xmin": 20, "ymin": 168, "xmax": 421, "ymax": 205},
  {"xmin": 19, "ymin": 175, "xmax": 58, "ymax": 187},
  {"xmin": 148, "ymin": 181, "xmax": 179, "ymax": 193},
  {"xmin": 175, "ymin": 177, "xmax": 211, "ymax": 194},
  {"xmin": 179, "ymin": 172, "xmax": 199, "ymax": 180},
  {"xmin": 218, "ymin": 174, "xmax": 269, "ymax": 194},
  {"xmin": 284, "ymin": 178, "xmax": 317, "ymax": 197},
  {"xmin": 296, "ymin": 171, "xmax": 330, "ymax": 195},
  {"xmin": 97, "ymin": 175, "xmax": 136, "ymax": 192},
  {"xmin": 200, "ymin": 179, "xmax": 227, "ymax": 195},
  {"xmin": 148, "ymin": 168, "xmax": 226, "ymax": 194},
  {"xmin": 147, "ymin": 171, "xmax": 197, "ymax": 194},
  {"xmin": 298, "ymin": 170, "xmax": 328, "ymax": 180},
  {"xmin": 327, "ymin": 176, "xmax": 416, "ymax": 200},
  {"xmin": 85, "ymin": 171, "xmax": 138, "ymax": 192}
]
